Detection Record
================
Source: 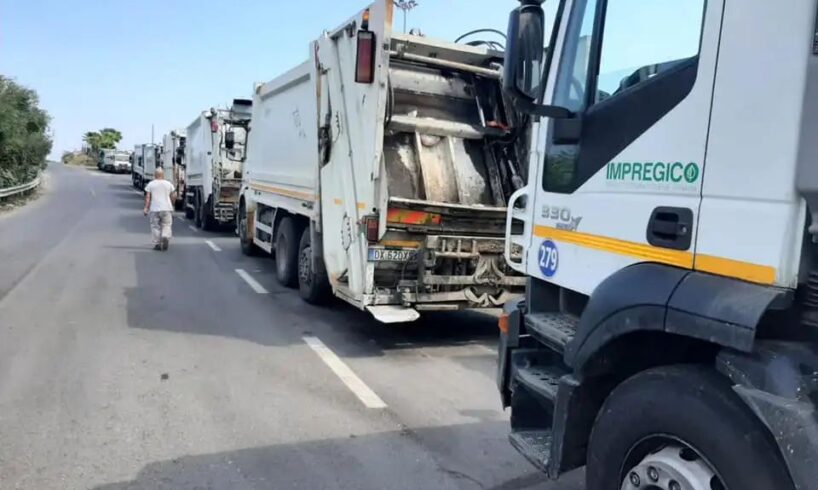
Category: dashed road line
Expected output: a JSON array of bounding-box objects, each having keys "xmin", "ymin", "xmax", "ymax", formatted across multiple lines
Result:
[
  {"xmin": 205, "ymin": 240, "xmax": 222, "ymax": 252},
  {"xmin": 188, "ymin": 225, "xmax": 198, "ymax": 232},
  {"xmin": 235, "ymin": 268, "xmax": 268, "ymax": 294},
  {"xmin": 303, "ymin": 335, "xmax": 387, "ymax": 409}
]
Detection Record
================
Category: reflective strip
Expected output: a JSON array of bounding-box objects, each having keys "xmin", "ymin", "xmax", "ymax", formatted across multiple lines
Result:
[
  {"xmin": 695, "ymin": 254, "xmax": 776, "ymax": 285},
  {"xmin": 379, "ymin": 239, "xmax": 421, "ymax": 249},
  {"xmin": 249, "ymin": 182, "xmax": 314, "ymax": 201},
  {"xmin": 532, "ymin": 225, "xmax": 776, "ymax": 285},
  {"xmin": 533, "ymin": 225, "xmax": 692, "ymax": 268},
  {"xmin": 332, "ymin": 198, "xmax": 367, "ymax": 210},
  {"xmin": 387, "ymin": 208, "xmax": 442, "ymax": 225}
]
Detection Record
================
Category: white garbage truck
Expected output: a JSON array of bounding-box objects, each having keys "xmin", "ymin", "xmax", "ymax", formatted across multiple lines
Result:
[
  {"xmin": 132, "ymin": 143, "xmax": 159, "ymax": 190},
  {"xmin": 131, "ymin": 144, "xmax": 144, "ymax": 189},
  {"xmin": 142, "ymin": 144, "xmax": 159, "ymax": 189},
  {"xmin": 162, "ymin": 130, "xmax": 186, "ymax": 210},
  {"xmin": 495, "ymin": 0, "xmax": 818, "ymax": 489},
  {"xmin": 185, "ymin": 103, "xmax": 251, "ymax": 229},
  {"xmin": 238, "ymin": 0, "xmax": 526, "ymax": 322}
]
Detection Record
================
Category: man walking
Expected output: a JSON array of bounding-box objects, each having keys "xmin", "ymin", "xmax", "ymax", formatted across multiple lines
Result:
[{"xmin": 143, "ymin": 168, "xmax": 176, "ymax": 251}]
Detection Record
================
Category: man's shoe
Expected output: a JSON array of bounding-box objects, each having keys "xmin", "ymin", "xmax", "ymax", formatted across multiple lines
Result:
[
  {"xmin": 161, "ymin": 238, "xmax": 169, "ymax": 251},
  {"xmin": 153, "ymin": 244, "xmax": 161, "ymax": 251}
]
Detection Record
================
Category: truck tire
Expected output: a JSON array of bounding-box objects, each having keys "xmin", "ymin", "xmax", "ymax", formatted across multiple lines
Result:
[
  {"xmin": 297, "ymin": 228, "xmax": 331, "ymax": 304},
  {"xmin": 586, "ymin": 365, "xmax": 794, "ymax": 490},
  {"xmin": 275, "ymin": 217, "xmax": 300, "ymax": 288},
  {"xmin": 193, "ymin": 192, "xmax": 203, "ymax": 228},
  {"xmin": 202, "ymin": 197, "xmax": 217, "ymax": 231},
  {"xmin": 239, "ymin": 204, "xmax": 259, "ymax": 256},
  {"xmin": 184, "ymin": 201, "xmax": 194, "ymax": 220}
]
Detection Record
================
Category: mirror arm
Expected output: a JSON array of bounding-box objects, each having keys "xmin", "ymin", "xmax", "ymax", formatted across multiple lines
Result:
[{"xmin": 513, "ymin": 97, "xmax": 574, "ymax": 119}]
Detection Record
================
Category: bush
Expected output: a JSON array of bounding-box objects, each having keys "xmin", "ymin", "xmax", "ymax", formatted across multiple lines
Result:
[{"xmin": 0, "ymin": 76, "xmax": 52, "ymax": 188}]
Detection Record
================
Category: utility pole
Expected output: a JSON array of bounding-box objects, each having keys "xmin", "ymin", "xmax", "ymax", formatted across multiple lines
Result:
[
  {"xmin": 151, "ymin": 124, "xmax": 154, "ymax": 145},
  {"xmin": 393, "ymin": 0, "xmax": 418, "ymax": 33}
]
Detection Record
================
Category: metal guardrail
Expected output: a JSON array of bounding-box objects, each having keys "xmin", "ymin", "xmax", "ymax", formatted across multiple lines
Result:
[{"xmin": 0, "ymin": 174, "xmax": 41, "ymax": 200}]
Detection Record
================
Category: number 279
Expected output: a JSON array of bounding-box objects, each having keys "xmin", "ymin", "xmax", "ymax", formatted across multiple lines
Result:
[{"xmin": 539, "ymin": 244, "xmax": 558, "ymax": 274}]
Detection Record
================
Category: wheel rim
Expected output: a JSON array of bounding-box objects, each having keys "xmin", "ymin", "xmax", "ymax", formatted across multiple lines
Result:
[
  {"xmin": 621, "ymin": 439, "xmax": 724, "ymax": 490},
  {"xmin": 299, "ymin": 245, "xmax": 312, "ymax": 287}
]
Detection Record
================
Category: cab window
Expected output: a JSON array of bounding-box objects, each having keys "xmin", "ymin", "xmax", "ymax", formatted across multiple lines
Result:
[{"xmin": 594, "ymin": 0, "xmax": 706, "ymax": 104}]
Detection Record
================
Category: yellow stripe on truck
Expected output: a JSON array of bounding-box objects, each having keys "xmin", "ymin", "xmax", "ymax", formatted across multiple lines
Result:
[
  {"xmin": 695, "ymin": 254, "xmax": 776, "ymax": 285},
  {"xmin": 532, "ymin": 225, "xmax": 775, "ymax": 285},
  {"xmin": 533, "ymin": 225, "xmax": 693, "ymax": 268},
  {"xmin": 249, "ymin": 182, "xmax": 314, "ymax": 201}
]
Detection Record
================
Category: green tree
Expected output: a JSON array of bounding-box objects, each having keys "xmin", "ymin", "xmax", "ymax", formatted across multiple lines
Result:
[
  {"xmin": 83, "ymin": 127, "xmax": 122, "ymax": 152},
  {"xmin": 0, "ymin": 75, "xmax": 52, "ymax": 187}
]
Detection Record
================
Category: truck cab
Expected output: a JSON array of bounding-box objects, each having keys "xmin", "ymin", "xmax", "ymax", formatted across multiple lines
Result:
[{"xmin": 496, "ymin": 1, "xmax": 818, "ymax": 489}]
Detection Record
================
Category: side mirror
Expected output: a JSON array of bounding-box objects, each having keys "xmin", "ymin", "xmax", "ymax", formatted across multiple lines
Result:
[
  {"xmin": 225, "ymin": 131, "xmax": 235, "ymax": 150},
  {"xmin": 504, "ymin": 3, "xmax": 545, "ymax": 101}
]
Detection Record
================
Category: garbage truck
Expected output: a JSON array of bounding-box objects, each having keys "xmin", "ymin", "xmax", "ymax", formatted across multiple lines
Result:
[
  {"xmin": 131, "ymin": 144, "xmax": 143, "ymax": 189},
  {"xmin": 185, "ymin": 103, "xmax": 251, "ymax": 228},
  {"xmin": 495, "ymin": 0, "xmax": 818, "ymax": 489},
  {"xmin": 162, "ymin": 130, "xmax": 186, "ymax": 210},
  {"xmin": 99, "ymin": 149, "xmax": 131, "ymax": 173},
  {"xmin": 237, "ymin": 0, "xmax": 527, "ymax": 322}
]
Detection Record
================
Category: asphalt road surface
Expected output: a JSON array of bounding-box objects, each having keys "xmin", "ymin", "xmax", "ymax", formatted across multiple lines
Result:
[{"xmin": 0, "ymin": 165, "xmax": 584, "ymax": 490}]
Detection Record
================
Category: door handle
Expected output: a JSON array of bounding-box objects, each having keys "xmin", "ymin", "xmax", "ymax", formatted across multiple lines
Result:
[{"xmin": 646, "ymin": 207, "xmax": 694, "ymax": 251}]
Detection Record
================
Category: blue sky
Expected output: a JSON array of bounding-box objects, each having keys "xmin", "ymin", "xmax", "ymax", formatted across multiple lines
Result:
[{"xmin": 1, "ymin": 0, "xmax": 515, "ymax": 159}]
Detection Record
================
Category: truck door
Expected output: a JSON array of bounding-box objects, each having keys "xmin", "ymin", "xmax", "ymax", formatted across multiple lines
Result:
[{"xmin": 510, "ymin": 0, "xmax": 721, "ymax": 295}]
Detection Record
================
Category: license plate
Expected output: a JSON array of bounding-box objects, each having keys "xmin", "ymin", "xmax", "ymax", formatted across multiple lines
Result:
[{"xmin": 368, "ymin": 248, "xmax": 416, "ymax": 262}]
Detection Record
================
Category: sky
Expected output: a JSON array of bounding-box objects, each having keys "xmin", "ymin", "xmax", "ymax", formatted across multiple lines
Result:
[{"xmin": 0, "ymin": 0, "xmax": 516, "ymax": 159}]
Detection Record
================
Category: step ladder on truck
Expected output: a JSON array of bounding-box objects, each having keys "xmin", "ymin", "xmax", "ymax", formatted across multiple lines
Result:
[
  {"xmin": 237, "ymin": 0, "xmax": 528, "ymax": 322},
  {"xmin": 496, "ymin": 1, "xmax": 818, "ymax": 489}
]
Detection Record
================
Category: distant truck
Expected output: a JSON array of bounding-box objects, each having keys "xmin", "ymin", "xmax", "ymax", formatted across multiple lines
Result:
[
  {"xmin": 131, "ymin": 145, "xmax": 143, "ymax": 189},
  {"xmin": 131, "ymin": 144, "xmax": 160, "ymax": 190},
  {"xmin": 162, "ymin": 130, "xmax": 186, "ymax": 210},
  {"xmin": 142, "ymin": 144, "xmax": 160, "ymax": 189},
  {"xmin": 99, "ymin": 149, "xmax": 131, "ymax": 173},
  {"xmin": 237, "ymin": 1, "xmax": 525, "ymax": 322},
  {"xmin": 185, "ymin": 103, "xmax": 251, "ymax": 229}
]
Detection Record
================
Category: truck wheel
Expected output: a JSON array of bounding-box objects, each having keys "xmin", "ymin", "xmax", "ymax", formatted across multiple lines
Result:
[
  {"xmin": 297, "ymin": 228, "xmax": 330, "ymax": 304},
  {"xmin": 587, "ymin": 365, "xmax": 794, "ymax": 490},
  {"xmin": 193, "ymin": 192, "xmax": 203, "ymax": 228},
  {"xmin": 184, "ymin": 202, "xmax": 194, "ymax": 220},
  {"xmin": 274, "ymin": 217, "xmax": 300, "ymax": 288},
  {"xmin": 239, "ymin": 204, "xmax": 259, "ymax": 256},
  {"xmin": 202, "ymin": 197, "xmax": 217, "ymax": 231}
]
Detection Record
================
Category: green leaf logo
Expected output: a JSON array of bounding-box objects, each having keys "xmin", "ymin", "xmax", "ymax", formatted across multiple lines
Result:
[{"xmin": 684, "ymin": 163, "xmax": 700, "ymax": 184}]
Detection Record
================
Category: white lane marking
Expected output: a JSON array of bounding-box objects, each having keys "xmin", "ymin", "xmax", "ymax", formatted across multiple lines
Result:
[
  {"xmin": 205, "ymin": 240, "xmax": 222, "ymax": 252},
  {"xmin": 235, "ymin": 269, "xmax": 268, "ymax": 294},
  {"xmin": 303, "ymin": 336, "xmax": 387, "ymax": 409},
  {"xmin": 90, "ymin": 188, "xmax": 96, "ymax": 197},
  {"xmin": 188, "ymin": 225, "xmax": 198, "ymax": 232}
]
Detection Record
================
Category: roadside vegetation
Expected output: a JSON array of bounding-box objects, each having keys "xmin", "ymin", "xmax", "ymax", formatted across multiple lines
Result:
[
  {"xmin": 0, "ymin": 76, "xmax": 52, "ymax": 189},
  {"xmin": 82, "ymin": 128, "xmax": 122, "ymax": 152},
  {"xmin": 63, "ymin": 128, "xmax": 124, "ymax": 167}
]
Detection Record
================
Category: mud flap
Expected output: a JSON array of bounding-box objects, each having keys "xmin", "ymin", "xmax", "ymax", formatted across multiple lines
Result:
[{"xmin": 366, "ymin": 305, "xmax": 420, "ymax": 323}]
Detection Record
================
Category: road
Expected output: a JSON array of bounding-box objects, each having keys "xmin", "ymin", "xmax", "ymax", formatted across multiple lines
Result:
[{"xmin": 0, "ymin": 164, "xmax": 584, "ymax": 490}]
